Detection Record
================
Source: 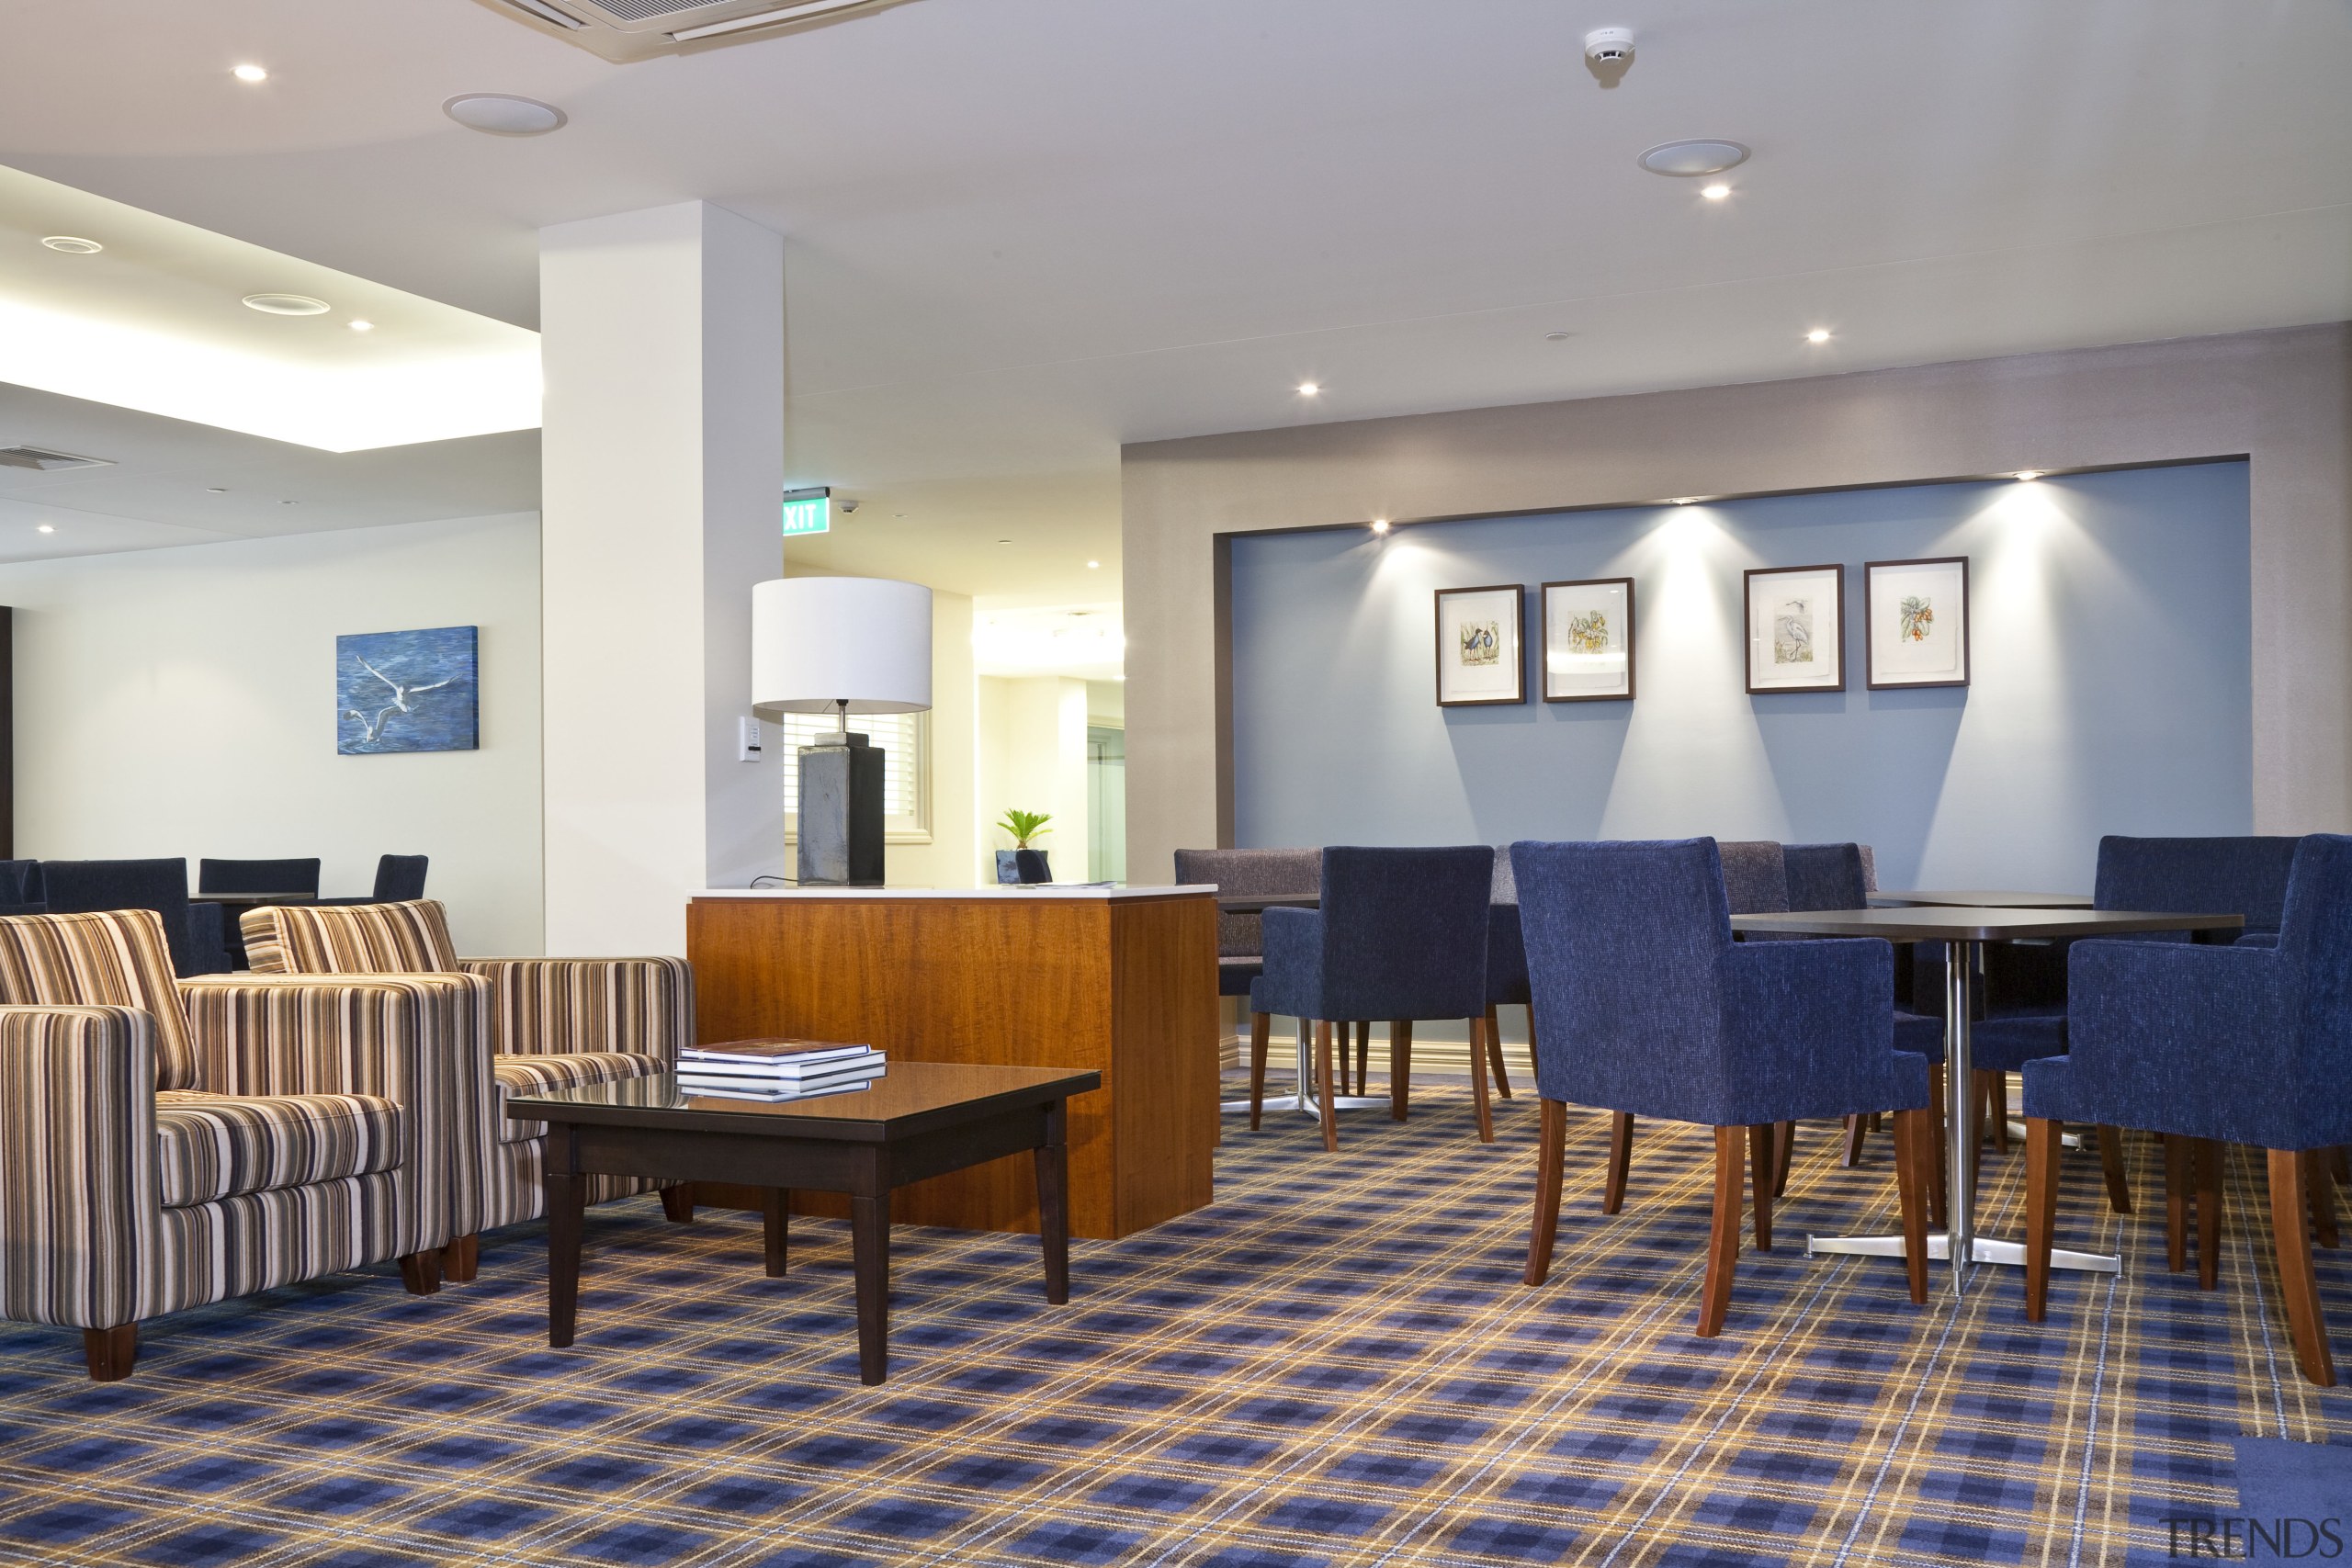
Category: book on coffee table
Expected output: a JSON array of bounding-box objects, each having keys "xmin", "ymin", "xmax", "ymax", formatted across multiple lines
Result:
[
  {"xmin": 680, "ymin": 1077, "xmax": 877, "ymax": 1103},
  {"xmin": 681, "ymin": 1039, "xmax": 875, "ymax": 1075}
]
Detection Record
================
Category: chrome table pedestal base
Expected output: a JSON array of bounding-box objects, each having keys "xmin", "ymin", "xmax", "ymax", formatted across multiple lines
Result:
[
  {"xmin": 1222, "ymin": 1023, "xmax": 1392, "ymax": 1117},
  {"xmin": 1806, "ymin": 1231, "xmax": 2119, "ymax": 1275}
]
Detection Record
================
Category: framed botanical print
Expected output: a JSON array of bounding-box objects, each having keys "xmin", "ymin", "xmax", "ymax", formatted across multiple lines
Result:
[
  {"xmin": 1744, "ymin": 564, "xmax": 1845, "ymax": 694},
  {"xmin": 1434, "ymin": 584, "xmax": 1524, "ymax": 706},
  {"xmin": 1541, "ymin": 577, "xmax": 1634, "ymax": 702},
  {"xmin": 1866, "ymin": 556, "xmax": 1970, "ymax": 689}
]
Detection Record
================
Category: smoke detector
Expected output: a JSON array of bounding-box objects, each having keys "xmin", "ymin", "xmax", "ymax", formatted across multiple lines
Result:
[
  {"xmin": 1584, "ymin": 27, "xmax": 1634, "ymax": 64},
  {"xmin": 475, "ymin": 0, "xmax": 900, "ymax": 62}
]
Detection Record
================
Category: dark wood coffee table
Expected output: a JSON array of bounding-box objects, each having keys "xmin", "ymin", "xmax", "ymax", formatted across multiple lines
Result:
[{"xmin": 509, "ymin": 1060, "xmax": 1102, "ymax": 1384}]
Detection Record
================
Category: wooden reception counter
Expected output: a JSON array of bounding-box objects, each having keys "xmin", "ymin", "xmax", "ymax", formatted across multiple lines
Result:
[{"xmin": 684, "ymin": 886, "xmax": 1220, "ymax": 1240}]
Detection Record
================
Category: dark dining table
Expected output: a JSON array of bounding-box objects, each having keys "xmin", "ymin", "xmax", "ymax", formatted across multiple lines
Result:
[
  {"xmin": 1729, "ymin": 905, "xmax": 2245, "ymax": 1295},
  {"xmin": 1869, "ymin": 889, "xmax": 2094, "ymax": 909}
]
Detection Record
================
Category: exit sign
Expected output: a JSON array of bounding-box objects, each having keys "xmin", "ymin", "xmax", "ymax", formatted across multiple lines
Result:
[{"xmin": 781, "ymin": 487, "xmax": 831, "ymax": 536}]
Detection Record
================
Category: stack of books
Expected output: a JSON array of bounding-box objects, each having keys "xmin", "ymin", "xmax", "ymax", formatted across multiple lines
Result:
[{"xmin": 675, "ymin": 1040, "xmax": 886, "ymax": 1101}]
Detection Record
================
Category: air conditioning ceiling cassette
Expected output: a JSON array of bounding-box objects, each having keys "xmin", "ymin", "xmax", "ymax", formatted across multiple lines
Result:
[{"xmin": 475, "ymin": 0, "xmax": 900, "ymax": 62}]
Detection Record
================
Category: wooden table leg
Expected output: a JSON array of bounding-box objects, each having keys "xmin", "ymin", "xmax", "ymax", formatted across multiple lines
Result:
[
  {"xmin": 762, "ymin": 1188, "xmax": 789, "ymax": 1278},
  {"xmin": 548, "ymin": 1144, "xmax": 583, "ymax": 1348},
  {"xmin": 852, "ymin": 1191, "xmax": 892, "ymax": 1385},
  {"xmin": 1036, "ymin": 1100, "xmax": 1070, "ymax": 1305}
]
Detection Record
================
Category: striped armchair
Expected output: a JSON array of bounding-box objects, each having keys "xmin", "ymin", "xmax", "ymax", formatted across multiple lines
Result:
[
  {"xmin": 0, "ymin": 909, "xmax": 483, "ymax": 1380},
  {"xmin": 239, "ymin": 900, "xmax": 691, "ymax": 1270}
]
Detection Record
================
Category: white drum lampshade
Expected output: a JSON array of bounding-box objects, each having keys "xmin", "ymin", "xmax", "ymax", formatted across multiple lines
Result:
[{"xmin": 752, "ymin": 576, "xmax": 933, "ymax": 721}]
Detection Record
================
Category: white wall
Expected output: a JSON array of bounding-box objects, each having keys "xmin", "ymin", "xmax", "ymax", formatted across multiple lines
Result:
[
  {"xmin": 879, "ymin": 589, "xmax": 978, "ymax": 891},
  {"xmin": 0, "ymin": 513, "xmax": 546, "ymax": 954},
  {"xmin": 977, "ymin": 675, "xmax": 1089, "ymax": 883}
]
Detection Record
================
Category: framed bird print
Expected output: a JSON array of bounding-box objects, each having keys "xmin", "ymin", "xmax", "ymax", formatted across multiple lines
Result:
[
  {"xmin": 1434, "ymin": 584, "xmax": 1524, "ymax": 706},
  {"xmin": 1541, "ymin": 577, "xmax": 1635, "ymax": 702},
  {"xmin": 1865, "ymin": 556, "xmax": 1971, "ymax": 689},
  {"xmin": 1744, "ymin": 564, "xmax": 1845, "ymax": 694},
  {"xmin": 336, "ymin": 626, "xmax": 480, "ymax": 754}
]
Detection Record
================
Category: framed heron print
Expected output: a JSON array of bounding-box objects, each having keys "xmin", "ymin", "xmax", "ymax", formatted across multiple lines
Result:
[
  {"xmin": 1865, "ymin": 556, "xmax": 1970, "ymax": 689},
  {"xmin": 1744, "ymin": 564, "xmax": 1845, "ymax": 694},
  {"xmin": 1540, "ymin": 577, "xmax": 1634, "ymax": 702},
  {"xmin": 1434, "ymin": 584, "xmax": 1524, "ymax": 706}
]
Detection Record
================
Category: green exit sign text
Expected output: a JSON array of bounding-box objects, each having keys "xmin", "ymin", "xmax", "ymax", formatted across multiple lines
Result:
[{"xmin": 781, "ymin": 488, "xmax": 831, "ymax": 536}]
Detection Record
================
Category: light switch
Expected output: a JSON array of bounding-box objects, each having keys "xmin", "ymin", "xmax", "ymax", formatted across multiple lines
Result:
[{"xmin": 739, "ymin": 715, "xmax": 764, "ymax": 762}]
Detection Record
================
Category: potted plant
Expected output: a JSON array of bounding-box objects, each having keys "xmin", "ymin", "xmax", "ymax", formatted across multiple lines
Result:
[{"xmin": 995, "ymin": 809, "xmax": 1054, "ymax": 885}]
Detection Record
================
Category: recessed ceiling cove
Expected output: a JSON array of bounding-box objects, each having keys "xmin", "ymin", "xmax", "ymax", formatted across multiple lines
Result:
[{"xmin": 0, "ymin": 164, "xmax": 538, "ymax": 452}]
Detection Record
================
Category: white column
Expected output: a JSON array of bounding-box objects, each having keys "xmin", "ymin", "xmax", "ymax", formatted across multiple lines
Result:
[{"xmin": 539, "ymin": 202, "xmax": 783, "ymax": 954}]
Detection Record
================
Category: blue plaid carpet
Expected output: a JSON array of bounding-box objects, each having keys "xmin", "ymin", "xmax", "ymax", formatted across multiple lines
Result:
[{"xmin": 2, "ymin": 1084, "xmax": 2345, "ymax": 1566}]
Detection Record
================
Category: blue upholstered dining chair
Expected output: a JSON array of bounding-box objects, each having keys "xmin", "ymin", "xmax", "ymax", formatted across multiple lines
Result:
[
  {"xmin": 317, "ymin": 854, "xmax": 433, "ymax": 907},
  {"xmin": 1248, "ymin": 845, "xmax": 1495, "ymax": 1151},
  {"xmin": 2020, "ymin": 833, "xmax": 2352, "ymax": 1386},
  {"xmin": 1172, "ymin": 847, "xmax": 1321, "ymax": 1000},
  {"xmin": 39, "ymin": 858, "xmax": 230, "ymax": 977},
  {"xmin": 1514, "ymin": 838, "xmax": 1935, "ymax": 1337},
  {"xmin": 1975, "ymin": 833, "xmax": 2307, "ymax": 1223}
]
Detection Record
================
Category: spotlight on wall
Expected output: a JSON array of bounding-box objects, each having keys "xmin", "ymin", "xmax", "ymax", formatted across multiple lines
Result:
[
  {"xmin": 1371, "ymin": 518, "xmax": 1391, "ymax": 535},
  {"xmin": 2013, "ymin": 469, "xmax": 2044, "ymax": 482}
]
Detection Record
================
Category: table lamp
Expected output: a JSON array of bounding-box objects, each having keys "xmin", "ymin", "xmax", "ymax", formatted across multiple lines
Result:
[{"xmin": 752, "ymin": 576, "xmax": 933, "ymax": 886}]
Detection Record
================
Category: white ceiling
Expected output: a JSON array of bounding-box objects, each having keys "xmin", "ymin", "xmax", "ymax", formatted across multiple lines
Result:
[{"xmin": 1, "ymin": 0, "xmax": 2347, "ymax": 597}]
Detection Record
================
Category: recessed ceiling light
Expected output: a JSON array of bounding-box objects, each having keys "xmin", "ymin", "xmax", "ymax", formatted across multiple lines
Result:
[
  {"xmin": 40, "ymin": 236, "xmax": 102, "ymax": 254},
  {"xmin": 1296, "ymin": 381, "xmax": 1321, "ymax": 396},
  {"xmin": 2014, "ymin": 470, "xmax": 2043, "ymax": 482},
  {"xmin": 348, "ymin": 320, "xmax": 375, "ymax": 333},
  {"xmin": 1671, "ymin": 498, "xmax": 1697, "ymax": 506},
  {"xmin": 232, "ymin": 63, "xmax": 268, "ymax": 84},
  {"xmin": 443, "ymin": 94, "xmax": 568, "ymax": 137},
  {"xmin": 1544, "ymin": 331, "xmax": 1573, "ymax": 342},
  {"xmin": 1638, "ymin": 140, "xmax": 1750, "ymax": 177},
  {"xmin": 206, "ymin": 487, "xmax": 227, "ymax": 493},
  {"xmin": 1371, "ymin": 518, "xmax": 1391, "ymax": 535},
  {"xmin": 36, "ymin": 524, "xmax": 55, "ymax": 534},
  {"xmin": 244, "ymin": 293, "xmax": 331, "ymax": 316},
  {"xmin": 998, "ymin": 538, "xmax": 1012, "ymax": 545},
  {"xmin": 1086, "ymin": 559, "xmax": 1101, "ymax": 569},
  {"xmin": 1804, "ymin": 328, "xmax": 1832, "ymax": 344},
  {"xmin": 1701, "ymin": 183, "xmax": 1731, "ymax": 201}
]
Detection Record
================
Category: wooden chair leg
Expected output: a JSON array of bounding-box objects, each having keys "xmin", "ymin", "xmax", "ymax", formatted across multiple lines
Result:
[
  {"xmin": 1354, "ymin": 1021, "xmax": 1370, "ymax": 1099},
  {"xmin": 2194, "ymin": 1136, "xmax": 2223, "ymax": 1291},
  {"xmin": 443, "ymin": 1233, "xmax": 481, "ymax": 1282},
  {"xmin": 1842, "ymin": 1112, "xmax": 1868, "ymax": 1168},
  {"xmin": 2165, "ymin": 1134, "xmax": 2189, "ymax": 1271},
  {"xmin": 1984, "ymin": 1072, "xmax": 2009, "ymax": 1152},
  {"xmin": 1525, "ymin": 1098, "xmax": 1567, "ymax": 1285},
  {"xmin": 1893, "ymin": 1106, "xmax": 1929, "ymax": 1303},
  {"xmin": 1389, "ymin": 1021, "xmax": 1412, "ymax": 1122},
  {"xmin": 2305, "ymin": 1148, "xmax": 2338, "ymax": 1248},
  {"xmin": 2025, "ymin": 1116, "xmax": 2060, "ymax": 1322},
  {"xmin": 1697, "ymin": 1126, "xmax": 1744, "ymax": 1337},
  {"xmin": 83, "ymin": 1324, "xmax": 138, "ymax": 1382},
  {"xmin": 1485, "ymin": 1005, "xmax": 1513, "ymax": 1099},
  {"xmin": 1467, "ymin": 1016, "xmax": 1495, "ymax": 1144},
  {"xmin": 1771, "ymin": 1120, "xmax": 1794, "ymax": 1199},
  {"xmin": 660, "ymin": 1185, "xmax": 695, "ymax": 1224},
  {"xmin": 2267, "ymin": 1148, "xmax": 2337, "ymax": 1386},
  {"xmin": 1747, "ymin": 1123, "xmax": 1774, "ymax": 1252},
  {"xmin": 1603, "ymin": 1111, "xmax": 1634, "ymax": 1214},
  {"xmin": 1314, "ymin": 1021, "xmax": 1339, "ymax": 1153},
  {"xmin": 1248, "ymin": 1012, "xmax": 1271, "ymax": 1131},
  {"xmin": 2097, "ymin": 1125, "xmax": 2132, "ymax": 1213}
]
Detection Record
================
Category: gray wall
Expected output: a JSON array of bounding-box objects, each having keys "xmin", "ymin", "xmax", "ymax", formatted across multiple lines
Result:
[
  {"xmin": 1122, "ymin": 323, "xmax": 2351, "ymax": 883},
  {"xmin": 1228, "ymin": 464, "xmax": 2251, "ymax": 893}
]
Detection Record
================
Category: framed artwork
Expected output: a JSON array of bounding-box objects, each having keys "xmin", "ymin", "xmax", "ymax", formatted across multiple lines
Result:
[
  {"xmin": 1744, "ymin": 564, "xmax": 1845, "ymax": 694},
  {"xmin": 1866, "ymin": 556, "xmax": 1970, "ymax": 689},
  {"xmin": 1540, "ymin": 577, "xmax": 1634, "ymax": 702},
  {"xmin": 337, "ymin": 626, "xmax": 480, "ymax": 754},
  {"xmin": 1433, "ymin": 584, "xmax": 1524, "ymax": 706}
]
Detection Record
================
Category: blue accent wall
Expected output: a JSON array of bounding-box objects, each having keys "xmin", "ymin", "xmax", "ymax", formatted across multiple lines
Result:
[{"xmin": 1229, "ymin": 462, "xmax": 2253, "ymax": 892}]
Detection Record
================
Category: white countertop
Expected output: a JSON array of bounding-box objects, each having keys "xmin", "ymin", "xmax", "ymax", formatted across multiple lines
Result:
[{"xmin": 693, "ymin": 885, "xmax": 1218, "ymax": 900}]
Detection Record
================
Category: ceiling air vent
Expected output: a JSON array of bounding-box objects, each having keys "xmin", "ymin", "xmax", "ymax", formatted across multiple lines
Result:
[
  {"xmin": 0, "ymin": 445, "xmax": 114, "ymax": 473},
  {"xmin": 478, "ymin": 0, "xmax": 900, "ymax": 61}
]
